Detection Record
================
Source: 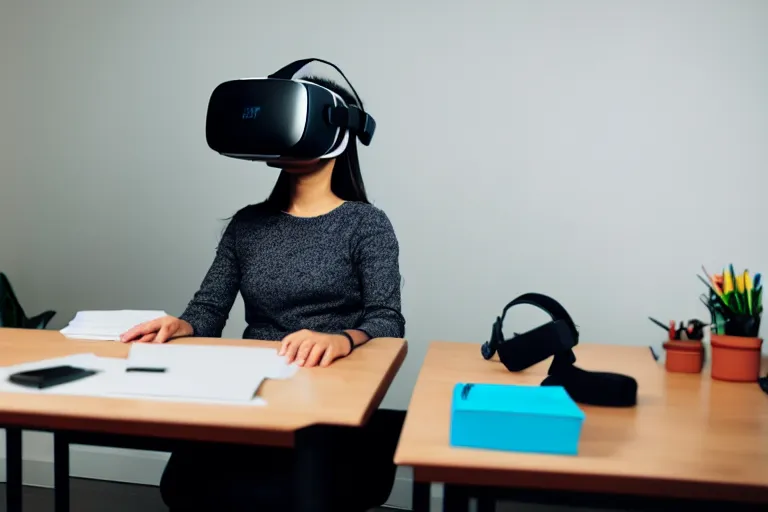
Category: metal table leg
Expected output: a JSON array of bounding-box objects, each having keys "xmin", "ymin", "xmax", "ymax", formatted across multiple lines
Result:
[
  {"xmin": 413, "ymin": 481, "xmax": 431, "ymax": 512},
  {"xmin": 477, "ymin": 497, "xmax": 496, "ymax": 512},
  {"xmin": 6, "ymin": 428, "xmax": 22, "ymax": 512},
  {"xmin": 53, "ymin": 433, "xmax": 70, "ymax": 512},
  {"xmin": 443, "ymin": 484, "xmax": 470, "ymax": 512},
  {"xmin": 293, "ymin": 426, "xmax": 335, "ymax": 512}
]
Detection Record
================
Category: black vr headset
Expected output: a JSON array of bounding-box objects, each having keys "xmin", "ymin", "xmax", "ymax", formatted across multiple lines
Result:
[
  {"xmin": 206, "ymin": 58, "xmax": 375, "ymax": 163},
  {"xmin": 481, "ymin": 293, "xmax": 638, "ymax": 408}
]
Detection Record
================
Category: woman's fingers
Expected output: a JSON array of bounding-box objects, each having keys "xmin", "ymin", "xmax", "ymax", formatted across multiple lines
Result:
[
  {"xmin": 120, "ymin": 318, "xmax": 161, "ymax": 342},
  {"xmin": 283, "ymin": 338, "xmax": 303, "ymax": 363},
  {"xmin": 320, "ymin": 345, "xmax": 337, "ymax": 367},
  {"xmin": 304, "ymin": 344, "xmax": 326, "ymax": 368},
  {"xmin": 137, "ymin": 333, "xmax": 156, "ymax": 343},
  {"xmin": 295, "ymin": 340, "xmax": 315, "ymax": 366},
  {"xmin": 279, "ymin": 329, "xmax": 307, "ymax": 357},
  {"xmin": 154, "ymin": 324, "xmax": 172, "ymax": 344}
]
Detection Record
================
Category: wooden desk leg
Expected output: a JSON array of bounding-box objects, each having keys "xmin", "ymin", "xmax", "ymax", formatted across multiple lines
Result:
[
  {"xmin": 53, "ymin": 433, "xmax": 70, "ymax": 512},
  {"xmin": 6, "ymin": 428, "xmax": 23, "ymax": 512},
  {"xmin": 412, "ymin": 481, "xmax": 431, "ymax": 512},
  {"xmin": 442, "ymin": 484, "xmax": 470, "ymax": 512},
  {"xmin": 293, "ymin": 426, "xmax": 334, "ymax": 512}
]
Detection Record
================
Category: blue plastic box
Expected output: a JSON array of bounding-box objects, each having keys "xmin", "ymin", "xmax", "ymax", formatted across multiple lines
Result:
[{"xmin": 449, "ymin": 382, "xmax": 586, "ymax": 456}]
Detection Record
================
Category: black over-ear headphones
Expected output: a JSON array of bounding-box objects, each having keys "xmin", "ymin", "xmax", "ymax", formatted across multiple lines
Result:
[{"xmin": 481, "ymin": 293, "xmax": 638, "ymax": 408}]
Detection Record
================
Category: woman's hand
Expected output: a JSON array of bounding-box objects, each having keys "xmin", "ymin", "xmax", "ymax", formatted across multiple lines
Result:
[
  {"xmin": 120, "ymin": 316, "xmax": 194, "ymax": 344},
  {"xmin": 279, "ymin": 330, "xmax": 351, "ymax": 368}
]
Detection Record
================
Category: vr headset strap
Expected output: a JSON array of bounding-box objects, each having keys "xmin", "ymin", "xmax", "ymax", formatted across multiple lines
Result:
[
  {"xmin": 491, "ymin": 293, "xmax": 577, "ymax": 371},
  {"xmin": 486, "ymin": 293, "xmax": 638, "ymax": 407},
  {"xmin": 268, "ymin": 58, "xmax": 376, "ymax": 146},
  {"xmin": 498, "ymin": 293, "xmax": 579, "ymax": 342},
  {"xmin": 268, "ymin": 58, "xmax": 318, "ymax": 80}
]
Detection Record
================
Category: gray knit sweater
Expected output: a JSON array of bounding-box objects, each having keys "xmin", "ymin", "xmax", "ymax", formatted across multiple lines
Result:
[{"xmin": 179, "ymin": 201, "xmax": 405, "ymax": 342}]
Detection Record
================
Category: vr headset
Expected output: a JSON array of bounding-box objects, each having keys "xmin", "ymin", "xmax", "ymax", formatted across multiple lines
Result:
[
  {"xmin": 205, "ymin": 58, "xmax": 375, "ymax": 164},
  {"xmin": 481, "ymin": 293, "xmax": 638, "ymax": 407}
]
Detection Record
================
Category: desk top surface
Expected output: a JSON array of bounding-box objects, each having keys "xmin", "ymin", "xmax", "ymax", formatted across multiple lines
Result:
[
  {"xmin": 394, "ymin": 341, "xmax": 768, "ymax": 503},
  {"xmin": 0, "ymin": 329, "xmax": 407, "ymax": 445}
]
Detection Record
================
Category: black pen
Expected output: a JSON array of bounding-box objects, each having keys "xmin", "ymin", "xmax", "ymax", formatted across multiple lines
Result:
[{"xmin": 125, "ymin": 367, "xmax": 167, "ymax": 373}]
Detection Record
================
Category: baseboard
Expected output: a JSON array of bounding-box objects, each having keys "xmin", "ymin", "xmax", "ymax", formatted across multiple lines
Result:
[
  {"xmin": 70, "ymin": 446, "xmax": 172, "ymax": 486},
  {"xmin": 0, "ymin": 446, "xmax": 169, "ymax": 488},
  {"xmin": 0, "ymin": 458, "xmax": 54, "ymax": 488},
  {"xmin": 0, "ymin": 447, "xmax": 436, "ymax": 509},
  {"xmin": 387, "ymin": 472, "xmax": 444, "ymax": 509}
]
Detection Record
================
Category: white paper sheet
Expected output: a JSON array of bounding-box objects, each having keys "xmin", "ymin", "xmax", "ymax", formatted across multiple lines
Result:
[
  {"xmin": 109, "ymin": 344, "xmax": 295, "ymax": 403},
  {"xmin": 0, "ymin": 344, "xmax": 297, "ymax": 406},
  {"xmin": 60, "ymin": 310, "xmax": 167, "ymax": 341},
  {"xmin": 0, "ymin": 354, "xmax": 270, "ymax": 406},
  {"xmin": 124, "ymin": 344, "xmax": 298, "ymax": 380}
]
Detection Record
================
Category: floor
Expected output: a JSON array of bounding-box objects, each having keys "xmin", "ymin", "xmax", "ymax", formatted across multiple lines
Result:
[{"xmin": 0, "ymin": 480, "xmax": 396, "ymax": 512}]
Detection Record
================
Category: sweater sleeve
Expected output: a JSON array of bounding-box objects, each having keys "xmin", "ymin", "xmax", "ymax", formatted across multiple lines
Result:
[
  {"xmin": 179, "ymin": 217, "xmax": 241, "ymax": 337},
  {"xmin": 351, "ymin": 208, "xmax": 406, "ymax": 339}
]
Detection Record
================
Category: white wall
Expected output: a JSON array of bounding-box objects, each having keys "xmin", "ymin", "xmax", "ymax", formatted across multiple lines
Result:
[
  {"xmin": 1, "ymin": 0, "xmax": 767, "ymax": 508},
  {"xmin": 0, "ymin": 1, "xmax": 20, "ymax": 465}
]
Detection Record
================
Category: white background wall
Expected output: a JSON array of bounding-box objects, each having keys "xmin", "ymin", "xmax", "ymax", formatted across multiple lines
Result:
[{"xmin": 1, "ymin": 0, "xmax": 767, "ymax": 508}]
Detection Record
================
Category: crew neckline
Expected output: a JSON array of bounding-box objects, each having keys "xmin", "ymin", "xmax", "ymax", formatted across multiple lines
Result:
[{"xmin": 280, "ymin": 200, "xmax": 349, "ymax": 220}]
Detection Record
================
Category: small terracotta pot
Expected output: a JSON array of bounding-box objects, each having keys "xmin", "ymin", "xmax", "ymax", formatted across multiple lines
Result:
[
  {"xmin": 710, "ymin": 334, "xmax": 763, "ymax": 382},
  {"xmin": 663, "ymin": 340, "xmax": 704, "ymax": 373}
]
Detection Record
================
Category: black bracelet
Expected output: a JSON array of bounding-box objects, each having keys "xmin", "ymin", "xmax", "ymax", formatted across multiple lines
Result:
[{"xmin": 340, "ymin": 331, "xmax": 355, "ymax": 353}]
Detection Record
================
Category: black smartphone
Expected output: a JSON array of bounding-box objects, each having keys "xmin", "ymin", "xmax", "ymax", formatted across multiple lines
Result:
[{"xmin": 9, "ymin": 365, "xmax": 97, "ymax": 389}]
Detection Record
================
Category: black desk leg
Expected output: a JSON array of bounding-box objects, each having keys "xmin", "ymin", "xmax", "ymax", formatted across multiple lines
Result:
[
  {"xmin": 477, "ymin": 497, "xmax": 496, "ymax": 512},
  {"xmin": 293, "ymin": 426, "xmax": 334, "ymax": 512},
  {"xmin": 6, "ymin": 428, "xmax": 22, "ymax": 512},
  {"xmin": 53, "ymin": 433, "xmax": 70, "ymax": 512},
  {"xmin": 412, "ymin": 481, "xmax": 431, "ymax": 512},
  {"xmin": 443, "ymin": 484, "xmax": 470, "ymax": 512}
]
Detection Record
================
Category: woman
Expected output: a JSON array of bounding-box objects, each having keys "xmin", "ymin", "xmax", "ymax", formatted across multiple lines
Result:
[
  {"xmin": 120, "ymin": 77, "xmax": 405, "ymax": 364},
  {"xmin": 121, "ymin": 75, "xmax": 405, "ymax": 511}
]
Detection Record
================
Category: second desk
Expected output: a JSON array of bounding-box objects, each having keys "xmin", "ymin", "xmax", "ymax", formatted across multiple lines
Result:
[{"xmin": 395, "ymin": 341, "xmax": 768, "ymax": 511}]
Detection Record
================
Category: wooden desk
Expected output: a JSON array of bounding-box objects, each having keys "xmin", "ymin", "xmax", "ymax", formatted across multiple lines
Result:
[
  {"xmin": 0, "ymin": 328, "xmax": 407, "ymax": 512},
  {"xmin": 394, "ymin": 341, "xmax": 768, "ymax": 511}
]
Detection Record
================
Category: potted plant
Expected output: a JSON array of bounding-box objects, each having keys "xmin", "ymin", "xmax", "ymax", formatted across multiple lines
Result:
[{"xmin": 699, "ymin": 265, "xmax": 763, "ymax": 382}]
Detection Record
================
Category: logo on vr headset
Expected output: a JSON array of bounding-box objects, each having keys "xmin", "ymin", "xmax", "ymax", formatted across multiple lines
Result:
[{"xmin": 241, "ymin": 106, "xmax": 261, "ymax": 120}]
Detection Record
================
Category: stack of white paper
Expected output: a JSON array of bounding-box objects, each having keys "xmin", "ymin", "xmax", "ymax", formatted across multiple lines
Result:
[{"xmin": 60, "ymin": 310, "xmax": 167, "ymax": 340}]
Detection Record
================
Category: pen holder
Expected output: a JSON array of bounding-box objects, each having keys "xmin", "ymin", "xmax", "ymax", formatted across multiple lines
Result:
[
  {"xmin": 662, "ymin": 340, "xmax": 704, "ymax": 374},
  {"xmin": 710, "ymin": 334, "xmax": 763, "ymax": 382}
]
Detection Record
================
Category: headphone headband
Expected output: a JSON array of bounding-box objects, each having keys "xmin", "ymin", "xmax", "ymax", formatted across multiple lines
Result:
[{"xmin": 498, "ymin": 293, "xmax": 579, "ymax": 341}]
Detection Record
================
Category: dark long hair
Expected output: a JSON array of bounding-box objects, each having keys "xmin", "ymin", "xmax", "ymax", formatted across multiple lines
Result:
[{"xmin": 265, "ymin": 76, "xmax": 370, "ymax": 211}]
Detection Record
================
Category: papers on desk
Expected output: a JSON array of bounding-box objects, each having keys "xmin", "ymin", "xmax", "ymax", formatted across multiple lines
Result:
[
  {"xmin": 0, "ymin": 344, "xmax": 297, "ymax": 406},
  {"xmin": 60, "ymin": 310, "xmax": 167, "ymax": 340},
  {"xmin": 111, "ymin": 344, "xmax": 296, "ymax": 403}
]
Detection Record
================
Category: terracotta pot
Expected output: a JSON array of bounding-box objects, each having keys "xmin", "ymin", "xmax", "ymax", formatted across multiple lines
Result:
[
  {"xmin": 710, "ymin": 334, "xmax": 763, "ymax": 382},
  {"xmin": 662, "ymin": 340, "xmax": 704, "ymax": 373}
]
